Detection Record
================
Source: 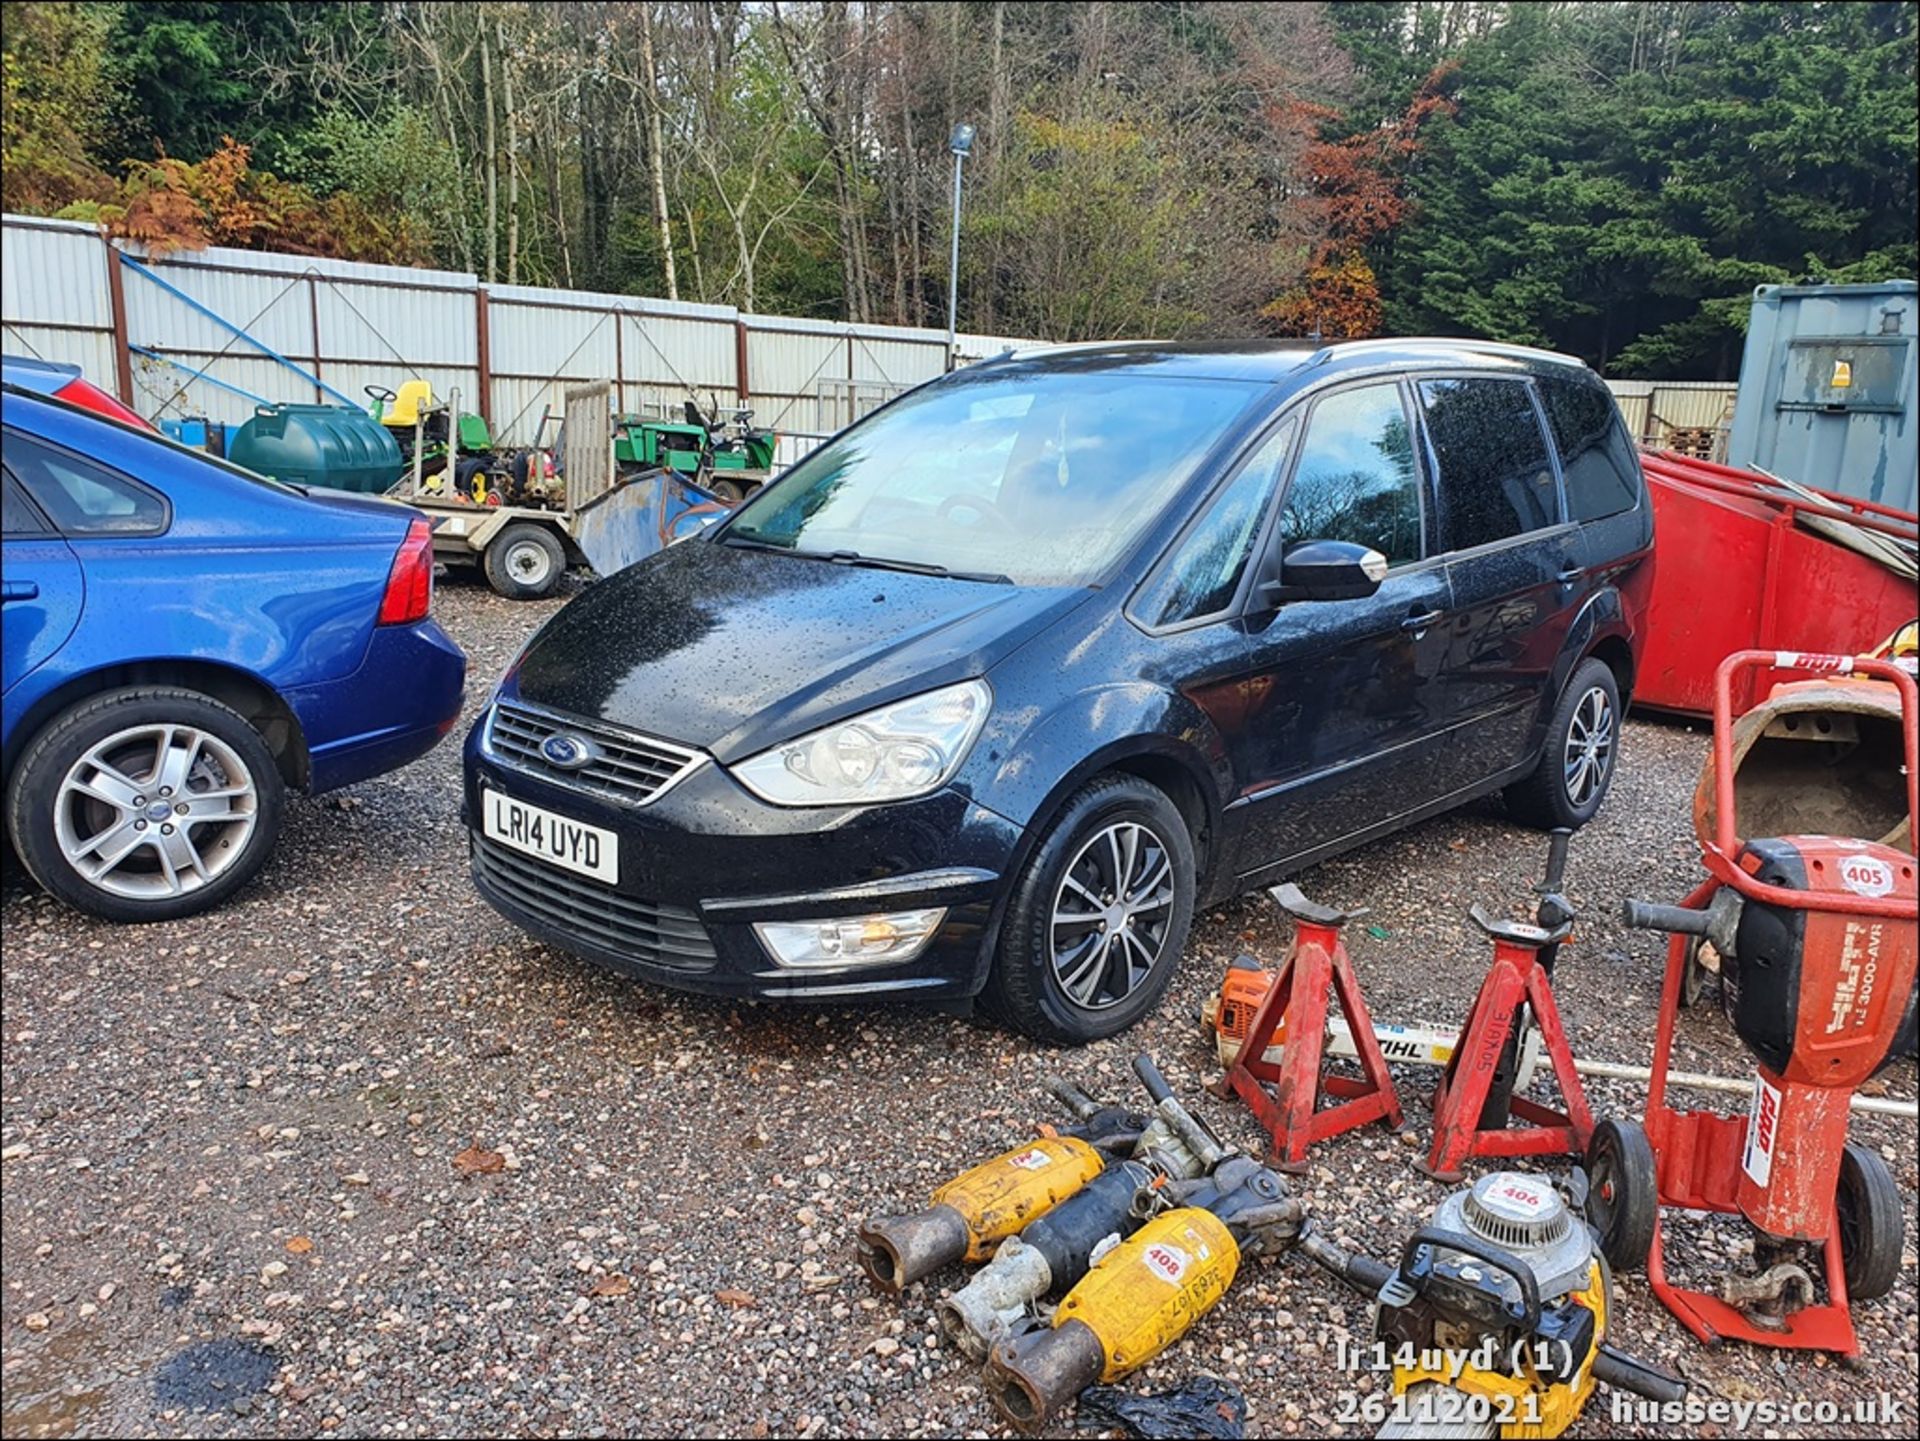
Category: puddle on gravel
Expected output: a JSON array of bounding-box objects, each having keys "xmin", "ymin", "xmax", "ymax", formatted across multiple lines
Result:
[
  {"xmin": 1, "ymin": 1325, "xmax": 120, "ymax": 1439},
  {"xmin": 149, "ymin": 1338, "xmax": 279, "ymax": 1413}
]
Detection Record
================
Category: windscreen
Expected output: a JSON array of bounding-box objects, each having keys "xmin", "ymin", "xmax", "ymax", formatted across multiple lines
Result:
[{"xmin": 724, "ymin": 365, "xmax": 1266, "ymax": 586}]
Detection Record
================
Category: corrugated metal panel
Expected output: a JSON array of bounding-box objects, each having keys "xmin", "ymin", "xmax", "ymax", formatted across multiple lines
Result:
[
  {"xmin": 123, "ymin": 260, "xmax": 316, "ymax": 361},
  {"xmin": 1, "ymin": 323, "xmax": 114, "ymax": 381},
  {"xmin": 1604, "ymin": 379, "xmax": 1738, "ymax": 447},
  {"xmin": 489, "ymin": 301, "xmax": 619, "ymax": 382},
  {"xmin": 850, "ymin": 334, "xmax": 944, "ymax": 386},
  {"xmin": 1728, "ymin": 281, "xmax": 1917, "ymax": 512},
  {"xmin": 746, "ymin": 327, "xmax": 849, "ymax": 430},
  {"xmin": 1643, "ymin": 386, "xmax": 1737, "ymax": 434},
  {"xmin": 315, "ymin": 279, "xmax": 476, "ymax": 367},
  {"xmin": 622, "ymin": 312, "xmax": 736, "ymax": 396},
  {"xmin": 490, "ymin": 378, "xmax": 579, "ymax": 444},
  {"xmin": 0, "ymin": 219, "xmax": 111, "ymax": 329}
]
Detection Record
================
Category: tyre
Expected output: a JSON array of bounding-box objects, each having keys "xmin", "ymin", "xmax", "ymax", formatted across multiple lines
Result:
[
  {"xmin": 706, "ymin": 477, "xmax": 747, "ymax": 505},
  {"xmin": 1836, "ymin": 1143, "xmax": 1901, "ymax": 1302},
  {"xmin": 1586, "ymin": 1117, "xmax": 1657, "ymax": 1272},
  {"xmin": 981, "ymin": 773, "xmax": 1197, "ymax": 1043},
  {"xmin": 1506, "ymin": 657, "xmax": 1621, "ymax": 830},
  {"xmin": 5, "ymin": 687, "xmax": 285, "ymax": 923},
  {"xmin": 1678, "ymin": 935, "xmax": 1714, "ymax": 1009},
  {"xmin": 483, "ymin": 522, "xmax": 566, "ymax": 599}
]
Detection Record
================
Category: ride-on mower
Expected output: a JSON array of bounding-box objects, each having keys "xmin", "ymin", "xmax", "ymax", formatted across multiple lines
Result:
[
  {"xmin": 612, "ymin": 398, "xmax": 776, "ymax": 503},
  {"xmin": 1592, "ymin": 649, "xmax": 1917, "ymax": 1355}
]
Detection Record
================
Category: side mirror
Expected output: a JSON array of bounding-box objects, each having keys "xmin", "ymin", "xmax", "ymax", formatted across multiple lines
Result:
[{"xmin": 1258, "ymin": 538, "xmax": 1388, "ymax": 606}]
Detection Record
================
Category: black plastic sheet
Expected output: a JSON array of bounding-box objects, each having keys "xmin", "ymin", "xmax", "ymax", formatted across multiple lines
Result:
[{"xmin": 1075, "ymin": 1376, "xmax": 1247, "ymax": 1440}]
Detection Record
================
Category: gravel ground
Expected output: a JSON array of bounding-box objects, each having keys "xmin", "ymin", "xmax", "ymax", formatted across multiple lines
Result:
[{"xmin": 3, "ymin": 576, "xmax": 1914, "ymax": 1439}]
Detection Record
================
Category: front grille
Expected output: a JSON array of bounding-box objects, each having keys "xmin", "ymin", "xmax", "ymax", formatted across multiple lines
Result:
[
  {"xmin": 486, "ymin": 699, "xmax": 704, "ymax": 805},
  {"xmin": 472, "ymin": 832, "xmax": 717, "ymax": 973}
]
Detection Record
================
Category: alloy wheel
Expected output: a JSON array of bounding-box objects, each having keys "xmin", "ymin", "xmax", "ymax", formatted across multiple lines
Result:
[
  {"xmin": 51, "ymin": 723, "xmax": 260, "ymax": 900},
  {"xmin": 1562, "ymin": 685, "xmax": 1615, "ymax": 807},
  {"xmin": 1048, "ymin": 820, "xmax": 1176, "ymax": 1010}
]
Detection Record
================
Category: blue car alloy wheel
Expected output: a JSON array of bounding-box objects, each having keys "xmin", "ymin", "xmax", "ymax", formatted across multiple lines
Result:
[{"xmin": 7, "ymin": 687, "xmax": 287, "ymax": 923}]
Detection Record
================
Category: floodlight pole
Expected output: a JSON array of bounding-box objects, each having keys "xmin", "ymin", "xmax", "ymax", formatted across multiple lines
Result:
[{"xmin": 946, "ymin": 122, "xmax": 975, "ymax": 373}]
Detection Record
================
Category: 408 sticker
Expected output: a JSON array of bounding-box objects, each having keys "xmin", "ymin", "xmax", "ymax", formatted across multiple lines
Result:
[
  {"xmin": 1141, "ymin": 1243, "xmax": 1190, "ymax": 1283},
  {"xmin": 1007, "ymin": 1148, "xmax": 1053, "ymax": 1170}
]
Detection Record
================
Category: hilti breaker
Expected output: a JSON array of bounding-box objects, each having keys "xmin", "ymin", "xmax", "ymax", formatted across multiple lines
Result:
[
  {"xmin": 938, "ymin": 1055, "xmax": 1228, "ymax": 1360},
  {"xmin": 983, "ymin": 1155, "xmax": 1304, "ymax": 1433},
  {"xmin": 1302, "ymin": 1171, "xmax": 1685, "ymax": 1438},
  {"xmin": 1593, "ymin": 650, "xmax": 1917, "ymax": 1354},
  {"xmin": 856, "ymin": 1078, "xmax": 1146, "ymax": 1293}
]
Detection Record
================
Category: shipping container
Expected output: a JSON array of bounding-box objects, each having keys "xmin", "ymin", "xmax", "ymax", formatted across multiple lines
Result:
[{"xmin": 1726, "ymin": 281, "xmax": 1917, "ymax": 512}]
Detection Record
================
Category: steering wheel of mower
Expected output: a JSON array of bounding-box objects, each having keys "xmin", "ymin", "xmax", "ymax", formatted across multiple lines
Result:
[
  {"xmin": 936, "ymin": 493, "xmax": 1016, "ymax": 533},
  {"xmin": 365, "ymin": 384, "xmax": 397, "ymax": 404}
]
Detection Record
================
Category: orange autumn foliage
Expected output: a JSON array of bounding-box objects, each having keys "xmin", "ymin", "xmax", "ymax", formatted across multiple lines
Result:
[
  {"xmin": 105, "ymin": 138, "xmax": 430, "ymax": 263},
  {"xmin": 1263, "ymin": 66, "xmax": 1457, "ymax": 339}
]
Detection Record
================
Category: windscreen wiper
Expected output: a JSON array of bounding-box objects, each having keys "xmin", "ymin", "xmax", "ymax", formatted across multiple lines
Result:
[
  {"xmin": 821, "ymin": 549, "xmax": 1010, "ymax": 584},
  {"xmin": 720, "ymin": 533, "xmax": 792, "ymax": 554}
]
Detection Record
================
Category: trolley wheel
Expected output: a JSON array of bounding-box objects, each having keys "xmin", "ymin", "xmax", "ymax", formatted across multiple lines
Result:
[
  {"xmin": 1679, "ymin": 936, "xmax": 1713, "ymax": 1009},
  {"xmin": 1586, "ymin": 1118, "xmax": 1657, "ymax": 1272},
  {"xmin": 1836, "ymin": 1144, "xmax": 1902, "ymax": 1302}
]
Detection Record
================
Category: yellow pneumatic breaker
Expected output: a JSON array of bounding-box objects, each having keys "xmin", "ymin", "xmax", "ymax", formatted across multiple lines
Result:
[
  {"xmin": 856, "ymin": 1079, "xmax": 1145, "ymax": 1293},
  {"xmin": 984, "ymin": 1155, "xmax": 1304, "ymax": 1432}
]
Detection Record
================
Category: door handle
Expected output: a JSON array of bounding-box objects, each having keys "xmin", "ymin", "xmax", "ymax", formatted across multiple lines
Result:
[
  {"xmin": 1401, "ymin": 609, "xmax": 1443, "ymax": 633},
  {"xmin": 1, "ymin": 581, "xmax": 39, "ymax": 602},
  {"xmin": 1556, "ymin": 565, "xmax": 1586, "ymax": 583}
]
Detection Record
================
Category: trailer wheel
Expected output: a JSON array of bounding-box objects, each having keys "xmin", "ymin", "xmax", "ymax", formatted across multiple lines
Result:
[
  {"xmin": 1836, "ymin": 1144, "xmax": 1901, "ymax": 1302},
  {"xmin": 1586, "ymin": 1118, "xmax": 1657, "ymax": 1272},
  {"xmin": 483, "ymin": 523, "xmax": 566, "ymax": 600}
]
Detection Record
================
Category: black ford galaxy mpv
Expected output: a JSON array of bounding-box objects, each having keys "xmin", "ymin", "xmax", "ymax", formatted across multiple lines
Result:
[{"xmin": 464, "ymin": 340, "xmax": 1651, "ymax": 1041}]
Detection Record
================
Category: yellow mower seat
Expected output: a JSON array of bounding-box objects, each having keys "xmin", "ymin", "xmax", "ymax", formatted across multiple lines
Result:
[{"xmin": 382, "ymin": 379, "xmax": 436, "ymax": 428}]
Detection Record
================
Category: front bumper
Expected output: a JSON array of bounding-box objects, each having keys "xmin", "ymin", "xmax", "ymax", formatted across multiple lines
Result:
[{"xmin": 462, "ymin": 718, "xmax": 1023, "ymax": 1001}]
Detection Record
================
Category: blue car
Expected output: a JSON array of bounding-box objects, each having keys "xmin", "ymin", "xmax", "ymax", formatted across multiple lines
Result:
[{"xmin": 2, "ymin": 383, "xmax": 466, "ymax": 921}]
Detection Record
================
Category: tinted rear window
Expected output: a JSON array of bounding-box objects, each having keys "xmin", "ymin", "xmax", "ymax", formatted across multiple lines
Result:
[
  {"xmin": 1541, "ymin": 377, "xmax": 1641, "ymax": 522},
  {"xmin": 1419, "ymin": 377, "xmax": 1560, "ymax": 552},
  {"xmin": 2, "ymin": 429, "xmax": 168, "ymax": 536}
]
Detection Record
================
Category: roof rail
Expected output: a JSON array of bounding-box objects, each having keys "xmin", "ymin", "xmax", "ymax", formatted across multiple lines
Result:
[{"xmin": 1308, "ymin": 337, "xmax": 1588, "ymax": 368}]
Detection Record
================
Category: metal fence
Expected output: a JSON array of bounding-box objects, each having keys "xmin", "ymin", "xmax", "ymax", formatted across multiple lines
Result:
[
  {"xmin": 3, "ymin": 212, "xmax": 1740, "ymax": 465},
  {"xmin": 0, "ymin": 213, "xmax": 1030, "ymax": 453}
]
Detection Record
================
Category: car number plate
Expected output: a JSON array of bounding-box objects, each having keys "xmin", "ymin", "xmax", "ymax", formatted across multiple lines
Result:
[{"xmin": 482, "ymin": 790, "xmax": 618, "ymax": 884}]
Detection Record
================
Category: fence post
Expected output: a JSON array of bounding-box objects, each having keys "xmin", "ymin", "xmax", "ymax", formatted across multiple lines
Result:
[
  {"xmin": 614, "ymin": 308, "xmax": 626, "ymax": 415},
  {"xmin": 306, "ymin": 275, "xmax": 325, "ymax": 404},
  {"xmin": 475, "ymin": 287, "xmax": 493, "ymax": 429},
  {"xmin": 103, "ymin": 235, "xmax": 135, "ymax": 406},
  {"xmin": 736, "ymin": 318, "xmax": 751, "ymax": 402}
]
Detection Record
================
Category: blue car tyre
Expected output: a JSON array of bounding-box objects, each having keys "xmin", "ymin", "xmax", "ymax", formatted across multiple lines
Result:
[
  {"xmin": 6, "ymin": 685, "xmax": 286, "ymax": 922},
  {"xmin": 980, "ymin": 773, "xmax": 1197, "ymax": 1043}
]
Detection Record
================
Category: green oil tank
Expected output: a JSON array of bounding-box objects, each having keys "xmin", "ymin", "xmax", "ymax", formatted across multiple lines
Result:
[{"xmin": 227, "ymin": 403, "xmax": 404, "ymax": 493}]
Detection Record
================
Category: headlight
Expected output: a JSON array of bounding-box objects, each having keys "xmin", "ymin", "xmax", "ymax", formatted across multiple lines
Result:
[{"xmin": 730, "ymin": 680, "xmax": 991, "ymax": 806}]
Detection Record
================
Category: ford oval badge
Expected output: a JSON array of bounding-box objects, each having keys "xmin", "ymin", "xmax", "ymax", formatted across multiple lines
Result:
[{"xmin": 541, "ymin": 733, "xmax": 595, "ymax": 770}]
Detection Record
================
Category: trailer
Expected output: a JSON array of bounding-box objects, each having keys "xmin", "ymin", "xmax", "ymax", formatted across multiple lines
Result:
[{"xmin": 396, "ymin": 381, "xmax": 729, "ymax": 600}]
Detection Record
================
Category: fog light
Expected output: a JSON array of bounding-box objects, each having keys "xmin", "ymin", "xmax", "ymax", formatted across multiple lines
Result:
[{"xmin": 753, "ymin": 908, "xmax": 947, "ymax": 968}]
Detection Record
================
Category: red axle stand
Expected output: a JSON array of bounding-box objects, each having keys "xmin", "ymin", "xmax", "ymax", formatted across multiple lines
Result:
[
  {"xmin": 1421, "ymin": 909, "xmax": 1594, "ymax": 1182},
  {"xmin": 1216, "ymin": 884, "xmax": 1404, "ymax": 1174}
]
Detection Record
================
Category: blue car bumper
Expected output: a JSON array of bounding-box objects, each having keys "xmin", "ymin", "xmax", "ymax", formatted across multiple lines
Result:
[{"xmin": 292, "ymin": 619, "xmax": 467, "ymax": 793}]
